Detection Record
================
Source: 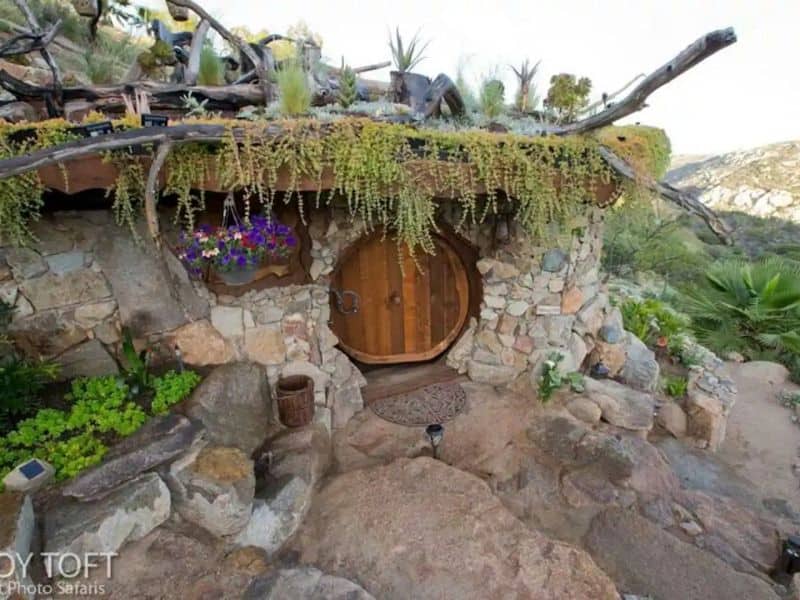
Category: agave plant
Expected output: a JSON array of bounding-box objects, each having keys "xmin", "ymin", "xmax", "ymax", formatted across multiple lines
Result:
[
  {"xmin": 388, "ymin": 27, "xmax": 430, "ymax": 73},
  {"xmin": 683, "ymin": 257, "xmax": 800, "ymax": 366},
  {"xmin": 511, "ymin": 59, "xmax": 541, "ymax": 112}
]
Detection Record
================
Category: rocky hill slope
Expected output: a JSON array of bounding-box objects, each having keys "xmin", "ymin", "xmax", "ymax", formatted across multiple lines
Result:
[{"xmin": 667, "ymin": 141, "xmax": 800, "ymax": 222}]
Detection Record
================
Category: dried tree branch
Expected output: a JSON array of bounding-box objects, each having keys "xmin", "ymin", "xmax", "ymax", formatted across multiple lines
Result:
[
  {"xmin": 0, "ymin": 20, "xmax": 61, "ymax": 58},
  {"xmin": 12, "ymin": 0, "xmax": 63, "ymax": 115},
  {"xmin": 554, "ymin": 28, "xmax": 737, "ymax": 135},
  {"xmin": 597, "ymin": 145, "xmax": 733, "ymax": 245},
  {"xmin": 145, "ymin": 141, "xmax": 173, "ymax": 247},
  {"xmin": 184, "ymin": 19, "xmax": 211, "ymax": 86},
  {"xmin": 164, "ymin": 0, "xmax": 271, "ymax": 103}
]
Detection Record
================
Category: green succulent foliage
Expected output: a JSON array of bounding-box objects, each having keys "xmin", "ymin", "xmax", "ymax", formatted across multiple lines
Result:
[
  {"xmin": 479, "ymin": 78, "xmax": 506, "ymax": 119},
  {"xmin": 511, "ymin": 59, "xmax": 541, "ymax": 112},
  {"xmin": 684, "ymin": 257, "xmax": 800, "ymax": 378},
  {"xmin": 663, "ymin": 375, "xmax": 689, "ymax": 398},
  {"xmin": 621, "ymin": 298, "xmax": 689, "ymax": 347},
  {"xmin": 65, "ymin": 376, "xmax": 147, "ymax": 436},
  {"xmin": 337, "ymin": 60, "xmax": 358, "ymax": 109},
  {"xmin": 120, "ymin": 328, "xmax": 152, "ymax": 394},
  {"xmin": 276, "ymin": 61, "xmax": 312, "ymax": 116},
  {"xmin": 538, "ymin": 352, "xmax": 584, "ymax": 401},
  {"xmin": 150, "ymin": 370, "xmax": 201, "ymax": 415},
  {"xmin": 388, "ymin": 27, "xmax": 429, "ymax": 72},
  {"xmin": 545, "ymin": 73, "xmax": 592, "ymax": 123}
]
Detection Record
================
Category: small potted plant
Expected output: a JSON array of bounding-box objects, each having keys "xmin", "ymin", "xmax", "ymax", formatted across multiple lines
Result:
[{"xmin": 178, "ymin": 216, "xmax": 297, "ymax": 286}]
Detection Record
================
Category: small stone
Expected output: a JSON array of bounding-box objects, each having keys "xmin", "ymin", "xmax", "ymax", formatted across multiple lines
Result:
[
  {"xmin": 244, "ymin": 326, "xmax": 287, "ymax": 365},
  {"xmin": 548, "ymin": 278, "xmax": 565, "ymax": 293},
  {"xmin": 507, "ymin": 301, "xmax": 529, "ymax": 317},
  {"xmin": 0, "ymin": 493, "xmax": 36, "ymax": 593},
  {"xmin": 589, "ymin": 340, "xmax": 627, "ymax": 377},
  {"xmin": 74, "ymin": 300, "xmax": 117, "ymax": 328},
  {"xmin": 480, "ymin": 308, "xmax": 497, "ymax": 321},
  {"xmin": 477, "ymin": 330, "xmax": 503, "ymax": 355},
  {"xmin": 485, "ymin": 295, "xmax": 506, "ymax": 309},
  {"xmin": 567, "ymin": 397, "xmax": 602, "ymax": 424},
  {"xmin": 657, "ymin": 402, "xmax": 688, "ymax": 438},
  {"xmin": 172, "ymin": 320, "xmax": 235, "ymax": 366},
  {"xmin": 498, "ymin": 334, "xmax": 515, "ymax": 347},
  {"xmin": 5, "ymin": 247, "xmax": 47, "ymax": 279},
  {"xmin": 541, "ymin": 249, "xmax": 568, "ymax": 272},
  {"xmin": 561, "ymin": 286, "xmax": 584, "ymax": 315},
  {"xmin": 211, "ymin": 305, "xmax": 245, "ymax": 338},
  {"xmin": 310, "ymin": 259, "xmax": 325, "ymax": 281},
  {"xmin": 680, "ymin": 520, "xmax": 703, "ymax": 536},
  {"xmin": 512, "ymin": 335, "xmax": 535, "ymax": 354},
  {"xmin": 535, "ymin": 304, "xmax": 561, "ymax": 316},
  {"xmin": 56, "ymin": 339, "xmax": 119, "ymax": 380},
  {"xmin": 496, "ymin": 314, "xmax": 518, "ymax": 335},
  {"xmin": 45, "ymin": 250, "xmax": 85, "ymax": 275},
  {"xmin": 598, "ymin": 324, "xmax": 624, "ymax": 344},
  {"xmin": 20, "ymin": 270, "xmax": 111, "ymax": 311},
  {"xmin": 467, "ymin": 361, "xmax": 521, "ymax": 386}
]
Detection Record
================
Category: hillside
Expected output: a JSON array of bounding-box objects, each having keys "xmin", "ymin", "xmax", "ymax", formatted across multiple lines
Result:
[{"xmin": 667, "ymin": 141, "xmax": 800, "ymax": 223}]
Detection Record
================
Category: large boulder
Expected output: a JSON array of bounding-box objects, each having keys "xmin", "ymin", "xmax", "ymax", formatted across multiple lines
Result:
[
  {"xmin": 63, "ymin": 414, "xmax": 203, "ymax": 500},
  {"xmin": 236, "ymin": 425, "xmax": 330, "ymax": 554},
  {"xmin": 167, "ymin": 445, "xmax": 255, "ymax": 538},
  {"xmin": 584, "ymin": 377, "xmax": 655, "ymax": 432},
  {"xmin": 584, "ymin": 508, "xmax": 779, "ymax": 600},
  {"xmin": 183, "ymin": 362, "xmax": 272, "ymax": 455},
  {"xmin": 94, "ymin": 233, "xmax": 207, "ymax": 336},
  {"xmin": 0, "ymin": 493, "xmax": 35, "ymax": 596},
  {"xmin": 44, "ymin": 473, "xmax": 170, "ymax": 561},
  {"xmin": 291, "ymin": 457, "xmax": 618, "ymax": 599},
  {"xmin": 243, "ymin": 567, "xmax": 374, "ymax": 600},
  {"xmin": 620, "ymin": 333, "xmax": 660, "ymax": 392}
]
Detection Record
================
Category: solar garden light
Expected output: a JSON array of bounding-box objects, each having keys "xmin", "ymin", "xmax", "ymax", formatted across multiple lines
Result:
[
  {"xmin": 590, "ymin": 361, "xmax": 610, "ymax": 380},
  {"xmin": 425, "ymin": 424, "xmax": 444, "ymax": 459},
  {"xmin": 141, "ymin": 114, "xmax": 169, "ymax": 128},
  {"xmin": 775, "ymin": 535, "xmax": 800, "ymax": 576}
]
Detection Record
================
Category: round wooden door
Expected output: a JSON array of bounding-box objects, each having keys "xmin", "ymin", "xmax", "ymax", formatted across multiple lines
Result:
[{"xmin": 330, "ymin": 233, "xmax": 470, "ymax": 364}]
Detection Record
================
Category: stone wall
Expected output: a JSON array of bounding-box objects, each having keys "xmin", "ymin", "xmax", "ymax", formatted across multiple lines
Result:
[{"xmin": 444, "ymin": 206, "xmax": 615, "ymax": 389}]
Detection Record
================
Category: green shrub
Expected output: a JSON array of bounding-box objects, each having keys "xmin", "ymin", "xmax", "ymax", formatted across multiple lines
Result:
[
  {"xmin": 0, "ymin": 358, "xmax": 59, "ymax": 435},
  {"xmin": 538, "ymin": 352, "xmax": 584, "ymax": 401},
  {"xmin": 388, "ymin": 27, "xmax": 429, "ymax": 72},
  {"xmin": 151, "ymin": 370, "xmax": 201, "ymax": 415},
  {"xmin": 276, "ymin": 61, "xmax": 311, "ymax": 116},
  {"xmin": 337, "ymin": 60, "xmax": 358, "ymax": 109},
  {"xmin": 66, "ymin": 376, "xmax": 147, "ymax": 436},
  {"xmin": 544, "ymin": 73, "xmax": 591, "ymax": 123},
  {"xmin": 684, "ymin": 257, "xmax": 800, "ymax": 380},
  {"xmin": 620, "ymin": 298, "xmax": 689, "ymax": 347},
  {"xmin": 663, "ymin": 375, "xmax": 689, "ymax": 398}
]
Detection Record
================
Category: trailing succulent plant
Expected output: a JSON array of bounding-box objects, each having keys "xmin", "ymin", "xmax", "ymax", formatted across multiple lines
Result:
[
  {"xmin": 0, "ymin": 117, "xmax": 667, "ymax": 256},
  {"xmin": 337, "ymin": 60, "xmax": 358, "ymax": 109}
]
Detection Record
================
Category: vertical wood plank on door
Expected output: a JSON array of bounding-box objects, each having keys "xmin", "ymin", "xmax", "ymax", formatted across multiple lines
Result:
[{"xmin": 385, "ymin": 241, "xmax": 405, "ymax": 355}]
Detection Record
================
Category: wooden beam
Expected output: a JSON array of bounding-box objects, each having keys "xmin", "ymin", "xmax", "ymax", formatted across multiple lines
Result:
[
  {"xmin": 144, "ymin": 141, "xmax": 173, "ymax": 248},
  {"xmin": 553, "ymin": 28, "xmax": 737, "ymax": 135},
  {"xmin": 164, "ymin": 0, "xmax": 271, "ymax": 104},
  {"xmin": 597, "ymin": 145, "xmax": 733, "ymax": 245}
]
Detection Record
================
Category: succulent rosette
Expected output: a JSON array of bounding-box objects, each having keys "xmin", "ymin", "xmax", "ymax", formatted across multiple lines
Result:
[{"xmin": 178, "ymin": 216, "xmax": 296, "ymax": 277}]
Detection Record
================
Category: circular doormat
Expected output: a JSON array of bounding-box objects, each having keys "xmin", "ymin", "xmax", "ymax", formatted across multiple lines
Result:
[{"xmin": 370, "ymin": 382, "xmax": 467, "ymax": 427}]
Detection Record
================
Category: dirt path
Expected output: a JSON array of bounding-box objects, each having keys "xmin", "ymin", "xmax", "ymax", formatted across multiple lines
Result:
[{"xmin": 718, "ymin": 361, "xmax": 800, "ymax": 512}]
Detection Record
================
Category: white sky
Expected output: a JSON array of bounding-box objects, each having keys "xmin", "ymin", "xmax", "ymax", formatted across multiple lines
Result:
[{"xmin": 147, "ymin": 0, "xmax": 799, "ymax": 155}]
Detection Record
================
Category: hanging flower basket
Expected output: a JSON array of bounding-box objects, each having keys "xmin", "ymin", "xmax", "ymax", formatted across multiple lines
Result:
[
  {"xmin": 177, "ymin": 216, "xmax": 297, "ymax": 286},
  {"xmin": 70, "ymin": 0, "xmax": 99, "ymax": 18},
  {"xmin": 166, "ymin": 1, "xmax": 190, "ymax": 22}
]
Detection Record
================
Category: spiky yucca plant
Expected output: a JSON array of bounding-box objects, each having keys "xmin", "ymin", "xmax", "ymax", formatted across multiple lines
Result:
[
  {"xmin": 338, "ymin": 59, "xmax": 358, "ymax": 109},
  {"xmin": 511, "ymin": 59, "xmax": 541, "ymax": 112},
  {"xmin": 389, "ymin": 27, "xmax": 429, "ymax": 72},
  {"xmin": 684, "ymin": 257, "xmax": 800, "ymax": 371}
]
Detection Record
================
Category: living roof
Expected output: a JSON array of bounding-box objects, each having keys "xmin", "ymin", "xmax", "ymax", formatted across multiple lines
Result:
[{"xmin": 0, "ymin": 115, "xmax": 669, "ymax": 251}]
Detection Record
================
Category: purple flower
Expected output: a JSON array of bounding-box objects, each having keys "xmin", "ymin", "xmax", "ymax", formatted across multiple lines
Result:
[
  {"xmin": 236, "ymin": 255, "xmax": 247, "ymax": 267},
  {"xmin": 285, "ymin": 236, "xmax": 297, "ymax": 247}
]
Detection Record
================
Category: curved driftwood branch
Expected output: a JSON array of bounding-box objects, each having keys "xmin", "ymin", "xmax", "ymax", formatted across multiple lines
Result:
[
  {"xmin": 165, "ymin": 0, "xmax": 270, "ymax": 103},
  {"xmin": 184, "ymin": 19, "xmax": 211, "ymax": 86},
  {"xmin": 554, "ymin": 28, "xmax": 737, "ymax": 135},
  {"xmin": 597, "ymin": 145, "xmax": 733, "ymax": 245},
  {"xmin": 145, "ymin": 141, "xmax": 173, "ymax": 248},
  {"xmin": 422, "ymin": 74, "xmax": 465, "ymax": 119},
  {"xmin": 12, "ymin": 0, "xmax": 63, "ymax": 114},
  {"xmin": 579, "ymin": 73, "xmax": 645, "ymax": 117},
  {"xmin": 0, "ymin": 20, "xmax": 61, "ymax": 58}
]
